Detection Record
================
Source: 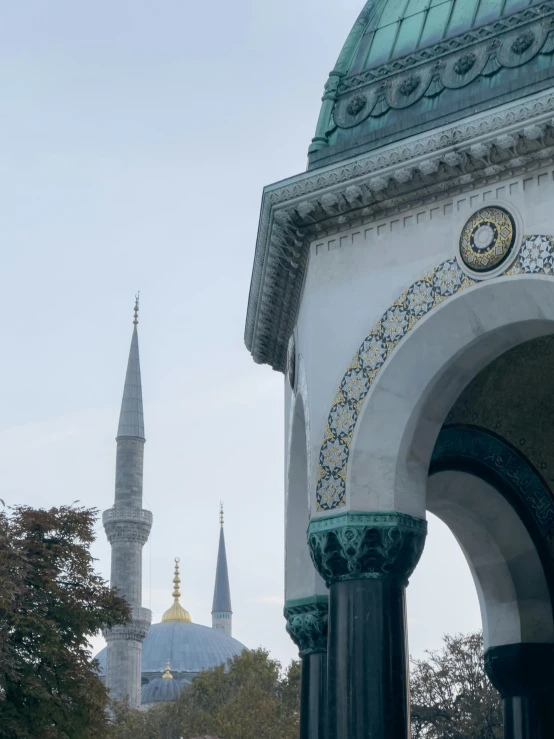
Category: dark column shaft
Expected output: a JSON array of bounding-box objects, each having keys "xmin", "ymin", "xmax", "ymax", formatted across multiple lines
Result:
[
  {"xmin": 301, "ymin": 652, "xmax": 327, "ymax": 739},
  {"xmin": 503, "ymin": 696, "xmax": 554, "ymax": 739},
  {"xmin": 327, "ymin": 578, "xmax": 409, "ymax": 739}
]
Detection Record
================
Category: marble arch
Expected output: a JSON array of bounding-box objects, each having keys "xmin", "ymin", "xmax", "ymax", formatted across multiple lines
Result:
[
  {"xmin": 317, "ymin": 236, "xmax": 554, "ymax": 513},
  {"xmin": 347, "ymin": 272, "xmax": 554, "ymax": 518}
]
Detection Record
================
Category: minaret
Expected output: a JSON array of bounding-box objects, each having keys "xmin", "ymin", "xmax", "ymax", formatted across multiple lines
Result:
[
  {"xmin": 103, "ymin": 296, "xmax": 152, "ymax": 708},
  {"xmin": 211, "ymin": 504, "xmax": 233, "ymax": 637}
]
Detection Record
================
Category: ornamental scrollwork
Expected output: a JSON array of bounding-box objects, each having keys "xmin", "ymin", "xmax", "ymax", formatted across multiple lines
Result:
[
  {"xmin": 333, "ymin": 5, "xmax": 554, "ymax": 131},
  {"xmin": 284, "ymin": 599, "xmax": 328, "ymax": 657},
  {"xmin": 308, "ymin": 513, "xmax": 427, "ymax": 587}
]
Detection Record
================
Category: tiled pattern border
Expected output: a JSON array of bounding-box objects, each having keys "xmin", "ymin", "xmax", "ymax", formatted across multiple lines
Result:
[{"xmin": 316, "ymin": 235, "xmax": 554, "ymax": 511}]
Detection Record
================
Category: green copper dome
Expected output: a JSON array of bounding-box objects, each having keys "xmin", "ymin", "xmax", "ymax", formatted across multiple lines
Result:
[{"xmin": 309, "ymin": 0, "xmax": 554, "ymax": 169}]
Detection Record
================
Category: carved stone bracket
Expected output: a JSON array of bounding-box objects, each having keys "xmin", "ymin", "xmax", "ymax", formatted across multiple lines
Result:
[
  {"xmin": 284, "ymin": 596, "xmax": 328, "ymax": 657},
  {"xmin": 308, "ymin": 512, "xmax": 427, "ymax": 587}
]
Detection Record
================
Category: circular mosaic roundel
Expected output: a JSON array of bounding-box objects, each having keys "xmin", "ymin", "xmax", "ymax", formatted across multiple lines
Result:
[{"xmin": 459, "ymin": 206, "xmax": 516, "ymax": 273}]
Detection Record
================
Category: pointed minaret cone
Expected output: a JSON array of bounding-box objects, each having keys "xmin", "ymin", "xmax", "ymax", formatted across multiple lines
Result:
[
  {"xmin": 103, "ymin": 295, "xmax": 152, "ymax": 708},
  {"xmin": 212, "ymin": 503, "xmax": 233, "ymax": 637}
]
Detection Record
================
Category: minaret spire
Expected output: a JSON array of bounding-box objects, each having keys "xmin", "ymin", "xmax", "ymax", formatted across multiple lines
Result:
[
  {"xmin": 103, "ymin": 296, "xmax": 152, "ymax": 708},
  {"xmin": 212, "ymin": 503, "xmax": 233, "ymax": 637}
]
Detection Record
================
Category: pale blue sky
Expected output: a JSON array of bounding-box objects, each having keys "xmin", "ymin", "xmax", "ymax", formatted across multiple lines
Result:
[{"xmin": 0, "ymin": 0, "xmax": 480, "ymax": 667}]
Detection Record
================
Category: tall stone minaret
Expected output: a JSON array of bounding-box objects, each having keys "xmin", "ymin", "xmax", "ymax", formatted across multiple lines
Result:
[
  {"xmin": 103, "ymin": 297, "xmax": 152, "ymax": 708},
  {"xmin": 211, "ymin": 504, "xmax": 233, "ymax": 637}
]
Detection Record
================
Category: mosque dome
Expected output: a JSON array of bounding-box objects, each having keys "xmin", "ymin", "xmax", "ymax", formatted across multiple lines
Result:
[
  {"xmin": 140, "ymin": 661, "xmax": 188, "ymax": 709},
  {"xmin": 95, "ymin": 559, "xmax": 246, "ymax": 690},
  {"xmin": 308, "ymin": 0, "xmax": 554, "ymax": 169}
]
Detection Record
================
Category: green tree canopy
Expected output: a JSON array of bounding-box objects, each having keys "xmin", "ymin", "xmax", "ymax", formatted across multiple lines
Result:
[
  {"xmin": 0, "ymin": 505, "xmax": 130, "ymax": 739},
  {"xmin": 109, "ymin": 649, "xmax": 301, "ymax": 739}
]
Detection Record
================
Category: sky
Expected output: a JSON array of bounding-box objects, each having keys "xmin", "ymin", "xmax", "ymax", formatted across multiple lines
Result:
[{"xmin": 0, "ymin": 0, "xmax": 481, "ymax": 668}]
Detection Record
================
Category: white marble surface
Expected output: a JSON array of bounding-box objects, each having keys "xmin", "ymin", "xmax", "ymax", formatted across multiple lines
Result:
[{"xmin": 428, "ymin": 471, "xmax": 553, "ymax": 649}]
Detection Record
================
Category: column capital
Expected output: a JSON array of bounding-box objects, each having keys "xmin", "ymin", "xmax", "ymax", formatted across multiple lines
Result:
[
  {"xmin": 284, "ymin": 596, "xmax": 329, "ymax": 658},
  {"xmin": 484, "ymin": 643, "xmax": 554, "ymax": 698},
  {"xmin": 308, "ymin": 512, "xmax": 427, "ymax": 587},
  {"xmin": 103, "ymin": 507, "xmax": 152, "ymax": 545}
]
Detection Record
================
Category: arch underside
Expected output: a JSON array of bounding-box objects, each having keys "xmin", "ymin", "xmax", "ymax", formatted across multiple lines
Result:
[{"xmin": 429, "ymin": 426, "xmax": 554, "ymax": 649}]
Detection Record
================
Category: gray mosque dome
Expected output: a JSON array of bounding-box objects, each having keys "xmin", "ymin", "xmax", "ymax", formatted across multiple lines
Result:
[
  {"xmin": 96, "ymin": 558, "xmax": 246, "ymax": 700},
  {"xmin": 140, "ymin": 661, "xmax": 188, "ymax": 710},
  {"xmin": 96, "ymin": 620, "xmax": 246, "ymax": 681},
  {"xmin": 309, "ymin": 0, "xmax": 552, "ymax": 169}
]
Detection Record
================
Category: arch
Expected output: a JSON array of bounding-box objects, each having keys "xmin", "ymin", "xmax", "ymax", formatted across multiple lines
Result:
[
  {"xmin": 428, "ymin": 426, "xmax": 554, "ymax": 649},
  {"xmin": 316, "ymin": 236, "xmax": 554, "ymax": 513},
  {"xmin": 347, "ymin": 273, "xmax": 554, "ymax": 517},
  {"xmin": 286, "ymin": 366, "xmax": 326, "ymax": 603}
]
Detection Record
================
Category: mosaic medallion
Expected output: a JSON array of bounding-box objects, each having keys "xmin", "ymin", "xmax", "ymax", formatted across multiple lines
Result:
[{"xmin": 459, "ymin": 206, "xmax": 516, "ymax": 272}]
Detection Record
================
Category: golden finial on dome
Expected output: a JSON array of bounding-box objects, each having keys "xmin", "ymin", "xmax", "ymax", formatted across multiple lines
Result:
[
  {"xmin": 220, "ymin": 501, "xmax": 224, "ymax": 527},
  {"xmin": 162, "ymin": 659, "xmax": 173, "ymax": 680},
  {"xmin": 161, "ymin": 558, "xmax": 192, "ymax": 623}
]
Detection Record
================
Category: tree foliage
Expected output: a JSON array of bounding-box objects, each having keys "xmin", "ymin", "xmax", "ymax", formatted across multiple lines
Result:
[
  {"xmin": 108, "ymin": 649, "xmax": 301, "ymax": 739},
  {"xmin": 410, "ymin": 632, "xmax": 502, "ymax": 739},
  {"xmin": 0, "ymin": 505, "xmax": 130, "ymax": 739}
]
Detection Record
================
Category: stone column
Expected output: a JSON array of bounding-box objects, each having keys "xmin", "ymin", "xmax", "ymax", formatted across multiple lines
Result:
[
  {"xmin": 103, "ymin": 508, "xmax": 152, "ymax": 707},
  {"xmin": 308, "ymin": 512, "xmax": 427, "ymax": 739},
  {"xmin": 485, "ymin": 644, "xmax": 554, "ymax": 739},
  {"xmin": 284, "ymin": 596, "xmax": 328, "ymax": 739}
]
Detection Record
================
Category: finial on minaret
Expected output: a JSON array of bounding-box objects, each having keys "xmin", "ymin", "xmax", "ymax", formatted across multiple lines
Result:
[
  {"xmin": 172, "ymin": 557, "xmax": 181, "ymax": 600},
  {"xmin": 220, "ymin": 502, "xmax": 224, "ymax": 527},
  {"xmin": 162, "ymin": 659, "xmax": 173, "ymax": 680},
  {"xmin": 133, "ymin": 292, "xmax": 140, "ymax": 327}
]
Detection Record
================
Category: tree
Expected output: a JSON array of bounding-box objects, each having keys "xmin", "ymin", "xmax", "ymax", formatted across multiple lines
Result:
[
  {"xmin": 0, "ymin": 505, "xmax": 130, "ymax": 739},
  {"xmin": 410, "ymin": 632, "xmax": 502, "ymax": 739},
  {"xmin": 108, "ymin": 649, "xmax": 301, "ymax": 739}
]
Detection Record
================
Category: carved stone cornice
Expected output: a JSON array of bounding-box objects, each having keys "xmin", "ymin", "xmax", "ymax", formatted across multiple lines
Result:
[
  {"xmin": 284, "ymin": 596, "xmax": 328, "ymax": 657},
  {"xmin": 245, "ymin": 88, "xmax": 554, "ymax": 372},
  {"xmin": 103, "ymin": 507, "xmax": 152, "ymax": 546},
  {"xmin": 104, "ymin": 607, "xmax": 151, "ymax": 643},
  {"xmin": 308, "ymin": 512, "xmax": 427, "ymax": 587}
]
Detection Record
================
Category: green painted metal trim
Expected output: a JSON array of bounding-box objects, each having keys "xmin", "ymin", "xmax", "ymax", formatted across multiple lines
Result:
[
  {"xmin": 308, "ymin": 511, "xmax": 427, "ymax": 586},
  {"xmin": 308, "ymin": 511, "xmax": 427, "ymax": 536},
  {"xmin": 284, "ymin": 594, "xmax": 329, "ymax": 612}
]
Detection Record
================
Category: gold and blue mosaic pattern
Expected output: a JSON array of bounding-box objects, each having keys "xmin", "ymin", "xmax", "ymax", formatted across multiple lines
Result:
[{"xmin": 316, "ymin": 236, "xmax": 554, "ymax": 511}]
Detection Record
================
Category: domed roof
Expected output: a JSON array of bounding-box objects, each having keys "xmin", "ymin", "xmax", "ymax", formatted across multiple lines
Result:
[
  {"xmin": 141, "ymin": 663, "xmax": 187, "ymax": 706},
  {"xmin": 309, "ymin": 0, "xmax": 553, "ymax": 169},
  {"xmin": 95, "ymin": 621, "xmax": 246, "ymax": 678},
  {"xmin": 141, "ymin": 676, "xmax": 184, "ymax": 704}
]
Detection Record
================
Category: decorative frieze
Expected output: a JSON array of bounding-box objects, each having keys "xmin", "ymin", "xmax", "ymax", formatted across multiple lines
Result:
[
  {"xmin": 308, "ymin": 512, "xmax": 427, "ymax": 587},
  {"xmin": 284, "ymin": 596, "xmax": 328, "ymax": 657},
  {"xmin": 432, "ymin": 427, "xmax": 554, "ymax": 536},
  {"xmin": 246, "ymin": 88, "xmax": 554, "ymax": 373}
]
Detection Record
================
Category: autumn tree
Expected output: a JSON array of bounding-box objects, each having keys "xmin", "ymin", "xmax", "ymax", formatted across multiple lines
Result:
[
  {"xmin": 0, "ymin": 505, "xmax": 130, "ymax": 739},
  {"xmin": 109, "ymin": 649, "xmax": 301, "ymax": 739},
  {"xmin": 410, "ymin": 632, "xmax": 502, "ymax": 739}
]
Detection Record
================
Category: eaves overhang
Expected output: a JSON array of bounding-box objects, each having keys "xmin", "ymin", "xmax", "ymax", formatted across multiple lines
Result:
[{"xmin": 245, "ymin": 87, "xmax": 554, "ymax": 373}]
